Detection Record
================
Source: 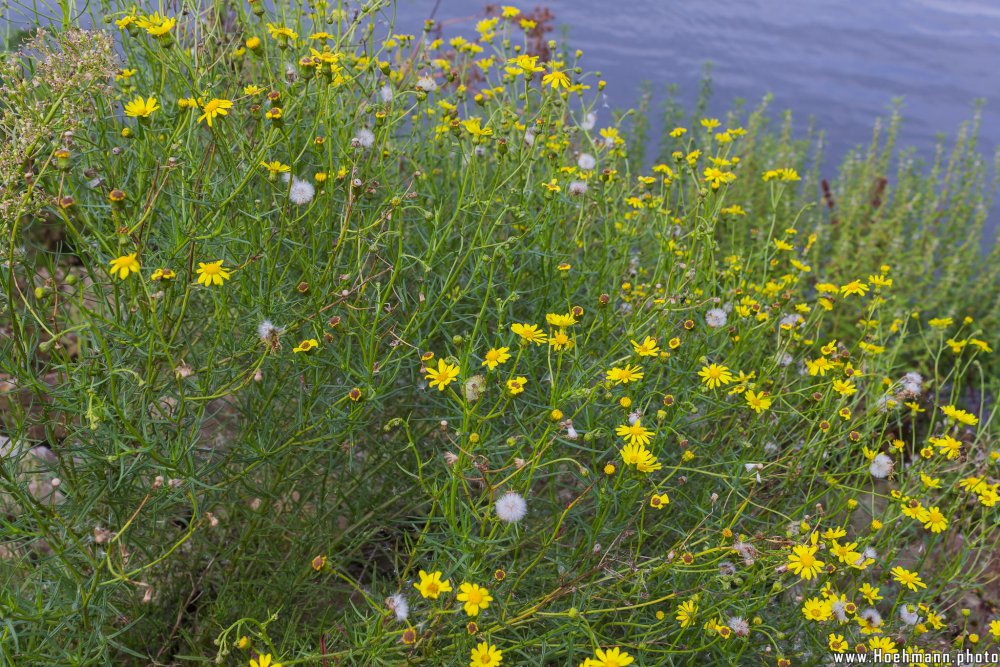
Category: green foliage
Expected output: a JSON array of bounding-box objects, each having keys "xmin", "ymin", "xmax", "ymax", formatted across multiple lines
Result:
[{"xmin": 0, "ymin": 2, "xmax": 997, "ymax": 666}]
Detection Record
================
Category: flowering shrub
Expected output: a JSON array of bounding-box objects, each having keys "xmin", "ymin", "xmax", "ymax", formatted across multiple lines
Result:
[{"xmin": 1, "ymin": 2, "xmax": 998, "ymax": 665}]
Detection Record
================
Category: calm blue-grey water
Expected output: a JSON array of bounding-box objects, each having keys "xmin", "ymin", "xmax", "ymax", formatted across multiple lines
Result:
[
  {"xmin": 395, "ymin": 0, "xmax": 1000, "ymax": 237},
  {"xmin": 392, "ymin": 0, "xmax": 1000, "ymax": 162}
]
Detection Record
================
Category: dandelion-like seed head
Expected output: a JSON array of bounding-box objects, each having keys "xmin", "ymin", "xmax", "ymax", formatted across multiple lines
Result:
[
  {"xmin": 706, "ymin": 307, "xmax": 728, "ymax": 328},
  {"xmin": 289, "ymin": 177, "xmax": 316, "ymax": 206},
  {"xmin": 869, "ymin": 453, "xmax": 893, "ymax": 479},
  {"xmin": 577, "ymin": 153, "xmax": 596, "ymax": 170},
  {"xmin": 354, "ymin": 128, "xmax": 375, "ymax": 148},
  {"xmin": 386, "ymin": 593, "xmax": 409, "ymax": 622},
  {"xmin": 495, "ymin": 491, "xmax": 527, "ymax": 523}
]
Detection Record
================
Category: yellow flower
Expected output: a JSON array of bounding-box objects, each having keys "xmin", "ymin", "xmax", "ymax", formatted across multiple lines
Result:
[
  {"xmin": 426, "ymin": 359, "xmax": 459, "ymax": 391},
  {"xmin": 414, "ymin": 570, "xmax": 452, "ymax": 599},
  {"xmin": 940, "ymin": 404, "xmax": 978, "ymax": 426},
  {"xmin": 505, "ymin": 54, "xmax": 544, "ymax": 76},
  {"xmin": 260, "ymin": 160, "xmax": 291, "ymax": 175},
  {"xmin": 511, "ymin": 322, "xmax": 547, "ymax": 344},
  {"xmin": 928, "ymin": 316, "xmax": 953, "ymax": 328},
  {"xmin": 930, "ymin": 434, "xmax": 962, "ymax": 460},
  {"xmin": 762, "ymin": 167, "xmax": 801, "ymax": 182},
  {"xmin": 649, "ymin": 492, "xmax": 670, "ymax": 509},
  {"xmin": 859, "ymin": 583, "xmax": 882, "ymax": 604},
  {"xmin": 890, "ymin": 566, "xmax": 926, "ymax": 591},
  {"xmin": 745, "ymin": 390, "xmax": 772, "ymax": 413},
  {"xmin": 545, "ymin": 312, "xmax": 577, "ymax": 327},
  {"xmin": 469, "ymin": 641, "xmax": 502, "ymax": 667},
  {"xmin": 831, "ymin": 380, "xmax": 856, "ymax": 397},
  {"xmin": 802, "ymin": 597, "xmax": 832, "ymax": 621},
  {"xmin": 108, "ymin": 253, "xmax": 140, "ymax": 280},
  {"xmin": 592, "ymin": 647, "xmax": 633, "ymax": 667},
  {"xmin": 631, "ymin": 336, "xmax": 660, "ymax": 357},
  {"xmin": 989, "ymin": 619, "xmax": 1000, "ymax": 641},
  {"xmin": 615, "ymin": 420, "xmax": 654, "ymax": 446},
  {"xmin": 506, "ymin": 376, "xmax": 527, "ymax": 395},
  {"xmin": 698, "ymin": 363, "xmax": 733, "ymax": 389},
  {"xmin": 457, "ymin": 582, "xmax": 492, "ymax": 616},
  {"xmin": 195, "ymin": 260, "xmax": 231, "ymax": 286},
  {"xmin": 787, "ymin": 538, "xmax": 824, "ymax": 580},
  {"xmin": 501, "ymin": 5, "xmax": 520, "ymax": 18},
  {"xmin": 150, "ymin": 268, "xmax": 175, "ymax": 281},
  {"xmin": 868, "ymin": 637, "xmax": 897, "ymax": 654},
  {"xmin": 839, "ymin": 280, "xmax": 869, "ymax": 297},
  {"xmin": 620, "ymin": 442, "xmax": 661, "ymax": 473},
  {"xmin": 542, "ymin": 67, "xmax": 570, "ymax": 89},
  {"xmin": 123, "ymin": 95, "xmax": 160, "ymax": 118},
  {"xmin": 136, "ymin": 12, "xmax": 176, "ymax": 37},
  {"xmin": 676, "ymin": 598, "xmax": 698, "ymax": 627},
  {"xmin": 548, "ymin": 329, "xmax": 573, "ymax": 351},
  {"xmin": 829, "ymin": 634, "xmax": 848, "ymax": 653},
  {"xmin": 921, "ymin": 506, "xmax": 948, "ymax": 533},
  {"xmin": 197, "ymin": 98, "xmax": 233, "ymax": 126},
  {"xmin": 292, "ymin": 339, "xmax": 318, "ymax": 354},
  {"xmin": 461, "ymin": 117, "xmax": 493, "ymax": 138},
  {"xmin": 606, "ymin": 364, "xmax": 643, "ymax": 385},
  {"xmin": 250, "ymin": 655, "xmax": 282, "ymax": 667},
  {"xmin": 482, "ymin": 347, "xmax": 511, "ymax": 370},
  {"xmin": 266, "ymin": 23, "xmax": 298, "ymax": 41},
  {"xmin": 806, "ymin": 357, "xmax": 834, "ymax": 376}
]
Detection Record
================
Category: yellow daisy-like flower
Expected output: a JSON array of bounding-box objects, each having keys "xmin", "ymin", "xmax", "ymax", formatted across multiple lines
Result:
[
  {"xmin": 698, "ymin": 363, "xmax": 733, "ymax": 389},
  {"xmin": 615, "ymin": 420, "xmax": 654, "ymax": 446},
  {"xmin": 606, "ymin": 364, "xmax": 643, "ymax": 385},
  {"xmin": 676, "ymin": 598, "xmax": 698, "ymax": 627},
  {"xmin": 511, "ymin": 322, "xmax": 547, "ymax": 344},
  {"xmin": 548, "ymin": 329, "xmax": 573, "ymax": 351},
  {"xmin": 414, "ymin": 570, "xmax": 452, "ymax": 599},
  {"xmin": 261, "ymin": 160, "xmax": 291, "ymax": 175},
  {"xmin": 832, "ymin": 379, "xmax": 856, "ymax": 396},
  {"xmin": 592, "ymin": 647, "xmax": 634, "ymax": 667},
  {"xmin": 195, "ymin": 259, "xmax": 231, "ymax": 286},
  {"xmin": 649, "ymin": 492, "xmax": 670, "ymax": 509},
  {"xmin": 859, "ymin": 583, "xmax": 882, "ymax": 604},
  {"xmin": 630, "ymin": 336, "xmax": 660, "ymax": 357},
  {"xmin": 469, "ymin": 641, "xmax": 503, "ymax": 667},
  {"xmin": 744, "ymin": 390, "xmax": 772, "ymax": 413},
  {"xmin": 136, "ymin": 12, "xmax": 176, "ymax": 37},
  {"xmin": 457, "ymin": 582, "xmax": 492, "ymax": 616},
  {"xmin": 541, "ymin": 66, "xmax": 570, "ymax": 89},
  {"xmin": 802, "ymin": 597, "xmax": 832, "ymax": 621},
  {"xmin": 482, "ymin": 347, "xmax": 511, "ymax": 370},
  {"xmin": 620, "ymin": 442, "xmax": 661, "ymax": 473},
  {"xmin": 123, "ymin": 95, "xmax": 160, "ymax": 118},
  {"xmin": 839, "ymin": 280, "xmax": 869, "ymax": 297},
  {"xmin": 108, "ymin": 253, "xmax": 140, "ymax": 280},
  {"xmin": 266, "ymin": 23, "xmax": 298, "ymax": 41},
  {"xmin": 292, "ymin": 339, "xmax": 318, "ymax": 354},
  {"xmin": 787, "ymin": 541, "xmax": 824, "ymax": 580},
  {"xmin": 940, "ymin": 404, "xmax": 978, "ymax": 426},
  {"xmin": 921, "ymin": 506, "xmax": 948, "ymax": 533},
  {"xmin": 890, "ymin": 566, "xmax": 926, "ymax": 591},
  {"xmin": 545, "ymin": 312, "xmax": 577, "ymax": 327},
  {"xmin": 930, "ymin": 434, "xmax": 962, "ymax": 460},
  {"xmin": 250, "ymin": 655, "xmax": 282, "ymax": 667},
  {"xmin": 426, "ymin": 359, "xmax": 459, "ymax": 391},
  {"xmin": 506, "ymin": 376, "xmax": 528, "ymax": 395},
  {"xmin": 197, "ymin": 98, "xmax": 233, "ymax": 126},
  {"xmin": 150, "ymin": 268, "xmax": 175, "ymax": 281}
]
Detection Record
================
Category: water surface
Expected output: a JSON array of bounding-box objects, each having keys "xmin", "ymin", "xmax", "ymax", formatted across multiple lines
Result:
[{"xmin": 396, "ymin": 0, "xmax": 1000, "ymax": 235}]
